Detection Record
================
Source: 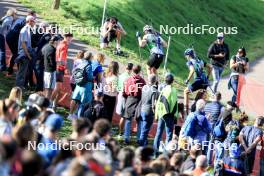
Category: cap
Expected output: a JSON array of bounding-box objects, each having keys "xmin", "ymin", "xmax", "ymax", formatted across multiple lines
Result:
[
  {"xmin": 45, "ymin": 114, "xmax": 64, "ymax": 132},
  {"xmin": 26, "ymin": 15, "xmax": 35, "ymax": 22},
  {"xmin": 217, "ymin": 32, "xmax": 224, "ymax": 38},
  {"xmin": 25, "ymin": 93, "xmax": 40, "ymax": 107},
  {"xmin": 143, "ymin": 25, "xmax": 153, "ymax": 32},
  {"xmin": 184, "ymin": 48, "xmax": 194, "ymax": 57},
  {"xmin": 227, "ymin": 101, "xmax": 238, "ymax": 108}
]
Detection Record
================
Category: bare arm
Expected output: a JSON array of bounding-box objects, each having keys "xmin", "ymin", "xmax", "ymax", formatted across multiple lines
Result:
[
  {"xmin": 239, "ymin": 132, "xmax": 248, "ymax": 151},
  {"xmin": 138, "ymin": 36, "xmax": 147, "ymax": 48},
  {"xmin": 206, "ymin": 63, "xmax": 212, "ymax": 78},
  {"xmin": 186, "ymin": 66, "xmax": 195, "ymax": 82},
  {"xmin": 22, "ymin": 41, "xmax": 32, "ymax": 60}
]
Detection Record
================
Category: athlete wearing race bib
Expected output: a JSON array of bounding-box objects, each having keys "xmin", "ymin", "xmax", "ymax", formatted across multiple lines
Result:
[
  {"xmin": 137, "ymin": 25, "xmax": 167, "ymax": 76},
  {"xmin": 183, "ymin": 48, "xmax": 212, "ymax": 114}
]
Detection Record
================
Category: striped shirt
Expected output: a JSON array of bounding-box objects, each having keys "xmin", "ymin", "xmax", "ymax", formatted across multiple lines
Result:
[{"xmin": 204, "ymin": 101, "xmax": 224, "ymax": 123}]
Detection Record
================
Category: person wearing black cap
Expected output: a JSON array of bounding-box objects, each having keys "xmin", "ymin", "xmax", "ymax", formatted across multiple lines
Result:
[{"xmin": 42, "ymin": 35, "xmax": 61, "ymax": 99}]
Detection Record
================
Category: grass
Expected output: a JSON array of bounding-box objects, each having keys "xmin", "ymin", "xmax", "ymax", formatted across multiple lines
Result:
[{"xmin": 18, "ymin": 0, "xmax": 264, "ymax": 81}]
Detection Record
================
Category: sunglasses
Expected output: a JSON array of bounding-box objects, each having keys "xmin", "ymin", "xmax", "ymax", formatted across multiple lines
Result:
[{"xmin": 217, "ymin": 37, "xmax": 224, "ymax": 40}]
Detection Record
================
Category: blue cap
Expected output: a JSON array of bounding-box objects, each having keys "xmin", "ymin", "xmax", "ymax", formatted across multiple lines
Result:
[
  {"xmin": 184, "ymin": 48, "xmax": 194, "ymax": 57},
  {"xmin": 45, "ymin": 114, "xmax": 64, "ymax": 132}
]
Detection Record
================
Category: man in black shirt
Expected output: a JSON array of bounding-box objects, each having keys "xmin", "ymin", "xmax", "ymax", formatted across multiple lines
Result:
[
  {"xmin": 207, "ymin": 32, "xmax": 229, "ymax": 93},
  {"xmin": 42, "ymin": 35, "xmax": 61, "ymax": 99}
]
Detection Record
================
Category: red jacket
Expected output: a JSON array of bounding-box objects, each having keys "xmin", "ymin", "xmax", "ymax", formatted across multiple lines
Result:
[{"xmin": 123, "ymin": 74, "xmax": 146, "ymax": 98}]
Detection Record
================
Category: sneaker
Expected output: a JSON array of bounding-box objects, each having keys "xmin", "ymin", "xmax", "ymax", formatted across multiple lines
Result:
[{"xmin": 117, "ymin": 134, "xmax": 123, "ymax": 140}]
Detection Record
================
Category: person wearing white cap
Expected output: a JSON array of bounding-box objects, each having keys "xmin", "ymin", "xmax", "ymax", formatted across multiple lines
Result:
[
  {"xmin": 207, "ymin": 32, "xmax": 230, "ymax": 93},
  {"xmin": 15, "ymin": 15, "xmax": 35, "ymax": 88}
]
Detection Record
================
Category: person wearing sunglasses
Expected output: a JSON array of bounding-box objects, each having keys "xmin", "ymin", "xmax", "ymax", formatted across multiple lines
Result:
[
  {"xmin": 207, "ymin": 32, "xmax": 230, "ymax": 93},
  {"xmin": 228, "ymin": 47, "xmax": 249, "ymax": 103}
]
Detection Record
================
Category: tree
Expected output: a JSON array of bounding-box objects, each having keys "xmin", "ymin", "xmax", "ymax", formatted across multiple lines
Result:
[{"xmin": 52, "ymin": 0, "xmax": 60, "ymax": 10}]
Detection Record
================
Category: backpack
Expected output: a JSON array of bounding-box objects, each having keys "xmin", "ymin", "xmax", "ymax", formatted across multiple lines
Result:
[
  {"xmin": 213, "ymin": 118, "xmax": 225, "ymax": 138},
  {"xmin": 72, "ymin": 62, "xmax": 90, "ymax": 86},
  {"xmin": 184, "ymin": 112, "xmax": 207, "ymax": 139},
  {"xmin": 81, "ymin": 101, "xmax": 105, "ymax": 123}
]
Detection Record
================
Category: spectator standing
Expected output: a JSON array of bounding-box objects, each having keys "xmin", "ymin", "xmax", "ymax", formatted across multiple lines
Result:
[
  {"xmin": 116, "ymin": 63, "xmax": 133, "ymax": 138},
  {"xmin": 91, "ymin": 53, "xmax": 105, "ymax": 87},
  {"xmin": 42, "ymin": 35, "xmax": 61, "ymax": 99},
  {"xmin": 0, "ymin": 9, "xmax": 18, "ymax": 72},
  {"xmin": 69, "ymin": 52, "xmax": 93, "ymax": 118},
  {"xmin": 239, "ymin": 116, "xmax": 264, "ymax": 175},
  {"xmin": 15, "ymin": 16, "xmax": 35, "ymax": 88},
  {"xmin": 229, "ymin": 47, "xmax": 249, "ymax": 103},
  {"xmin": 51, "ymin": 33, "xmax": 73, "ymax": 109},
  {"xmin": 138, "ymin": 74, "xmax": 158, "ymax": 146},
  {"xmin": 204, "ymin": 92, "xmax": 224, "ymax": 128},
  {"xmin": 5, "ymin": 10, "xmax": 26, "ymax": 75},
  {"xmin": 123, "ymin": 65, "xmax": 146, "ymax": 144},
  {"xmin": 70, "ymin": 50, "xmax": 85, "ymax": 91},
  {"xmin": 207, "ymin": 32, "xmax": 230, "ymax": 93},
  {"xmin": 103, "ymin": 61, "xmax": 119, "ymax": 122},
  {"xmin": 153, "ymin": 73, "xmax": 178, "ymax": 156}
]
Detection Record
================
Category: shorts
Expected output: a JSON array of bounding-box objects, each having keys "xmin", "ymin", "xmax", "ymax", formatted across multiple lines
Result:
[
  {"xmin": 71, "ymin": 83, "xmax": 93, "ymax": 104},
  {"xmin": 188, "ymin": 78, "xmax": 208, "ymax": 92},
  {"xmin": 116, "ymin": 92, "xmax": 126, "ymax": 116},
  {"xmin": 147, "ymin": 53, "xmax": 164, "ymax": 69},
  {"xmin": 100, "ymin": 30, "xmax": 117, "ymax": 44},
  {"xmin": 56, "ymin": 70, "xmax": 64, "ymax": 82},
  {"xmin": 44, "ymin": 71, "xmax": 56, "ymax": 89}
]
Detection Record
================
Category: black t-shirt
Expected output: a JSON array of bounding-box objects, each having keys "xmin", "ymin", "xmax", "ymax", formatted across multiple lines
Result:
[
  {"xmin": 207, "ymin": 42, "xmax": 230, "ymax": 67},
  {"xmin": 231, "ymin": 55, "xmax": 249, "ymax": 74},
  {"xmin": 42, "ymin": 43, "xmax": 56, "ymax": 72}
]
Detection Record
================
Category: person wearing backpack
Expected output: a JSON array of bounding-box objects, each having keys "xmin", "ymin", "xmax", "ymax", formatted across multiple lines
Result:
[
  {"xmin": 228, "ymin": 47, "xmax": 249, "ymax": 103},
  {"xmin": 80, "ymin": 90, "xmax": 105, "ymax": 124},
  {"xmin": 123, "ymin": 65, "xmax": 146, "ymax": 144},
  {"xmin": 153, "ymin": 73, "xmax": 178, "ymax": 156},
  {"xmin": 137, "ymin": 25, "xmax": 167, "ymax": 76},
  {"xmin": 68, "ymin": 52, "xmax": 93, "ymax": 119},
  {"xmin": 210, "ymin": 101, "xmax": 238, "ymax": 171},
  {"xmin": 42, "ymin": 35, "xmax": 62, "ymax": 99},
  {"xmin": 184, "ymin": 48, "xmax": 212, "ymax": 114}
]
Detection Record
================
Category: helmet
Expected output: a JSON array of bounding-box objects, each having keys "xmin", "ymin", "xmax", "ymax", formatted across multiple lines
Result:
[
  {"xmin": 143, "ymin": 25, "xmax": 153, "ymax": 32},
  {"xmin": 184, "ymin": 48, "xmax": 194, "ymax": 58}
]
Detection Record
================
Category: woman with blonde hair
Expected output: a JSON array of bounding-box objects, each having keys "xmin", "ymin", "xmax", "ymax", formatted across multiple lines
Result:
[
  {"xmin": 91, "ymin": 53, "xmax": 105, "ymax": 86},
  {"xmin": 0, "ymin": 99, "xmax": 20, "ymax": 136},
  {"xmin": 9, "ymin": 86, "xmax": 23, "ymax": 105}
]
